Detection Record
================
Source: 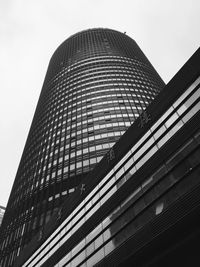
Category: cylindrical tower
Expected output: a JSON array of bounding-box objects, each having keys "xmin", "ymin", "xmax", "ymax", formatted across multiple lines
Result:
[{"xmin": 0, "ymin": 28, "xmax": 165, "ymax": 266}]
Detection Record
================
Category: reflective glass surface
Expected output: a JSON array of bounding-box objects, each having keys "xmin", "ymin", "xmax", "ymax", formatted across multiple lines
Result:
[{"xmin": 22, "ymin": 77, "xmax": 200, "ymax": 267}]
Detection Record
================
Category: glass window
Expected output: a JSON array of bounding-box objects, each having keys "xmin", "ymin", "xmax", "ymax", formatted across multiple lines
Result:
[
  {"xmin": 155, "ymin": 202, "xmax": 164, "ymax": 215},
  {"xmin": 136, "ymin": 145, "xmax": 157, "ymax": 169},
  {"xmin": 152, "ymin": 125, "xmax": 166, "ymax": 140},
  {"xmin": 86, "ymin": 247, "xmax": 104, "ymax": 266},
  {"xmin": 71, "ymin": 250, "xmax": 86, "ymax": 267},
  {"xmin": 59, "ymin": 252, "xmax": 71, "ymax": 266},
  {"xmin": 86, "ymin": 241, "xmax": 95, "ymax": 258},
  {"xmin": 94, "ymin": 234, "xmax": 103, "ymax": 250},
  {"xmin": 173, "ymin": 77, "xmax": 200, "ymax": 107},
  {"xmin": 104, "ymin": 240, "xmax": 115, "ymax": 256},
  {"xmin": 165, "ymin": 112, "xmax": 179, "ymax": 128},
  {"xmin": 182, "ymin": 101, "xmax": 199, "ymax": 123},
  {"xmin": 176, "ymin": 104, "xmax": 187, "ymax": 116}
]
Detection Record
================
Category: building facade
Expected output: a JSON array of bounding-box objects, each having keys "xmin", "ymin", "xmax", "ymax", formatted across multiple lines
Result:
[
  {"xmin": 0, "ymin": 29, "xmax": 164, "ymax": 266},
  {"xmin": 13, "ymin": 47, "xmax": 200, "ymax": 267}
]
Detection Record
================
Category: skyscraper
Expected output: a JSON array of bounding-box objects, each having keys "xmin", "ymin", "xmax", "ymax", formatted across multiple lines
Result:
[
  {"xmin": 0, "ymin": 28, "xmax": 164, "ymax": 266},
  {"xmin": 15, "ymin": 48, "xmax": 200, "ymax": 267}
]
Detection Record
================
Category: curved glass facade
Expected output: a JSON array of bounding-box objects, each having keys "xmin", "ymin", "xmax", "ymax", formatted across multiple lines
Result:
[
  {"xmin": 18, "ymin": 76, "xmax": 200, "ymax": 267},
  {"xmin": 0, "ymin": 28, "xmax": 164, "ymax": 266}
]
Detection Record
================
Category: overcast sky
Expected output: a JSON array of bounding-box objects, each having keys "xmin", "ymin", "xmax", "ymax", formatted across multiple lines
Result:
[{"xmin": 0, "ymin": 0, "xmax": 199, "ymax": 207}]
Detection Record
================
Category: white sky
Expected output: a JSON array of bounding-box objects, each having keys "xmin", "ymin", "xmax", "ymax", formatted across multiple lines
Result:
[{"xmin": 0, "ymin": 0, "xmax": 199, "ymax": 207}]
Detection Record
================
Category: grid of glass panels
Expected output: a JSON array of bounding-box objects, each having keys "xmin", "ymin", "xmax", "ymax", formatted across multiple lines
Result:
[
  {"xmin": 0, "ymin": 29, "xmax": 165, "ymax": 267},
  {"xmin": 57, "ymin": 133, "xmax": 200, "ymax": 267},
  {"xmin": 21, "ymin": 76, "xmax": 200, "ymax": 267}
]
